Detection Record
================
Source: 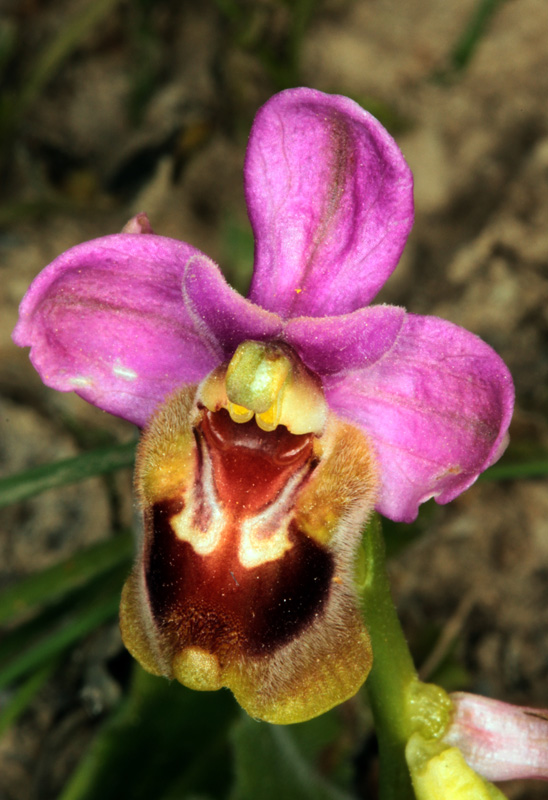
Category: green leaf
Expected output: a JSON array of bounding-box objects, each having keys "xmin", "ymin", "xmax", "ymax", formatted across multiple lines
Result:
[
  {"xmin": 0, "ymin": 532, "xmax": 132, "ymax": 626},
  {"xmin": 17, "ymin": 0, "xmax": 125, "ymax": 115},
  {"xmin": 290, "ymin": 710, "xmax": 361, "ymax": 792},
  {"xmin": 0, "ymin": 565, "xmax": 126, "ymax": 690},
  {"xmin": 58, "ymin": 666, "xmax": 237, "ymax": 800},
  {"xmin": 479, "ymin": 458, "xmax": 548, "ymax": 481},
  {"xmin": 450, "ymin": 0, "xmax": 507, "ymax": 71},
  {"xmin": 230, "ymin": 715, "xmax": 355, "ymax": 800},
  {"xmin": 0, "ymin": 659, "xmax": 57, "ymax": 737},
  {"xmin": 0, "ymin": 442, "xmax": 136, "ymax": 508}
]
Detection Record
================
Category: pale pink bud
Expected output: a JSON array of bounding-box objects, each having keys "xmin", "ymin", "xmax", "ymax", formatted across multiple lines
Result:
[
  {"xmin": 444, "ymin": 692, "xmax": 548, "ymax": 782},
  {"xmin": 121, "ymin": 212, "xmax": 154, "ymax": 234}
]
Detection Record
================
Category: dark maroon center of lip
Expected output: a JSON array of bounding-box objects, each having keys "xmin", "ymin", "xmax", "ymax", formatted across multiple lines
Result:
[{"xmin": 145, "ymin": 410, "xmax": 333, "ymax": 660}]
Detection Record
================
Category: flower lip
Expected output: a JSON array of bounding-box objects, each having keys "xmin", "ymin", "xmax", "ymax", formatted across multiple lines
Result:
[
  {"xmin": 147, "ymin": 495, "xmax": 335, "ymax": 657},
  {"xmin": 122, "ymin": 382, "xmax": 377, "ymax": 724}
]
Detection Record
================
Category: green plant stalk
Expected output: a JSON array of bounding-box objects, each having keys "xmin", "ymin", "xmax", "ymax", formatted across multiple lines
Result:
[{"xmin": 359, "ymin": 515, "xmax": 418, "ymax": 800}]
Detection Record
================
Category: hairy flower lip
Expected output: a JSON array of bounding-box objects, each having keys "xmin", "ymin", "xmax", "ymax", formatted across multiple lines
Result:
[{"xmin": 122, "ymin": 383, "xmax": 378, "ymax": 724}]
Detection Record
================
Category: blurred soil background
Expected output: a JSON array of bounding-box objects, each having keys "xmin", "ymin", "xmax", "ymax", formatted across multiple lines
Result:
[{"xmin": 0, "ymin": 1, "xmax": 548, "ymax": 798}]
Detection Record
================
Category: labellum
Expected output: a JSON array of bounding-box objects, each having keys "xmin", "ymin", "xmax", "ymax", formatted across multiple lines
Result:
[{"xmin": 120, "ymin": 341, "xmax": 378, "ymax": 723}]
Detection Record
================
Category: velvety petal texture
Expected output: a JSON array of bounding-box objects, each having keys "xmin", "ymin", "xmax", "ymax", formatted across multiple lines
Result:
[
  {"xmin": 245, "ymin": 88, "xmax": 414, "ymax": 318},
  {"xmin": 317, "ymin": 313, "xmax": 514, "ymax": 522},
  {"xmin": 13, "ymin": 235, "xmax": 225, "ymax": 426}
]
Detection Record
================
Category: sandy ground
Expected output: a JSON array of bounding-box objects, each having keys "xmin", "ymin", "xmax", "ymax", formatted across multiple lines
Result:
[{"xmin": 1, "ymin": 1, "xmax": 547, "ymax": 798}]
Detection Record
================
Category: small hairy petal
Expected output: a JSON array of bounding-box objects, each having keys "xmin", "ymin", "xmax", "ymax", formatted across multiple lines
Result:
[
  {"xmin": 445, "ymin": 692, "xmax": 548, "ymax": 782},
  {"xmin": 321, "ymin": 313, "xmax": 514, "ymax": 522},
  {"xmin": 284, "ymin": 304, "xmax": 406, "ymax": 375},
  {"xmin": 182, "ymin": 255, "xmax": 283, "ymax": 359},
  {"xmin": 12, "ymin": 234, "xmax": 223, "ymax": 426},
  {"xmin": 245, "ymin": 87, "xmax": 414, "ymax": 318}
]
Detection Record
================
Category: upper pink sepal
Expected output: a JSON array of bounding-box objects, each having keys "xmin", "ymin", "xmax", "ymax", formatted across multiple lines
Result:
[
  {"xmin": 12, "ymin": 234, "xmax": 224, "ymax": 426},
  {"xmin": 445, "ymin": 692, "xmax": 548, "ymax": 782},
  {"xmin": 319, "ymin": 313, "xmax": 514, "ymax": 522},
  {"xmin": 245, "ymin": 88, "xmax": 414, "ymax": 319}
]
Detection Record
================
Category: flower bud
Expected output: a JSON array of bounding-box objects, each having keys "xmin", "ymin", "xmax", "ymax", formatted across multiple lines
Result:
[
  {"xmin": 406, "ymin": 732, "xmax": 508, "ymax": 800},
  {"xmin": 444, "ymin": 692, "xmax": 548, "ymax": 782}
]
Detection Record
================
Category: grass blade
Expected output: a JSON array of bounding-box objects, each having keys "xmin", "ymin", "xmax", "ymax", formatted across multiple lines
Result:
[
  {"xmin": 17, "ymin": 0, "xmax": 124, "ymax": 115},
  {"xmin": 0, "ymin": 442, "xmax": 136, "ymax": 508},
  {"xmin": 450, "ymin": 0, "xmax": 506, "ymax": 71},
  {"xmin": 0, "ymin": 659, "xmax": 58, "ymax": 737},
  {"xmin": 0, "ymin": 566, "xmax": 126, "ymax": 690},
  {"xmin": 480, "ymin": 458, "xmax": 548, "ymax": 482},
  {"xmin": 0, "ymin": 532, "xmax": 132, "ymax": 626}
]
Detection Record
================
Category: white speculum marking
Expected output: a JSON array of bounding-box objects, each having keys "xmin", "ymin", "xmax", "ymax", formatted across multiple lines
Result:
[
  {"xmin": 112, "ymin": 361, "xmax": 138, "ymax": 381},
  {"xmin": 239, "ymin": 518, "xmax": 293, "ymax": 570},
  {"xmin": 171, "ymin": 497, "xmax": 225, "ymax": 556},
  {"xmin": 171, "ymin": 444, "xmax": 225, "ymax": 556},
  {"xmin": 170, "ymin": 435, "xmax": 300, "ymax": 569},
  {"xmin": 238, "ymin": 468, "xmax": 305, "ymax": 569}
]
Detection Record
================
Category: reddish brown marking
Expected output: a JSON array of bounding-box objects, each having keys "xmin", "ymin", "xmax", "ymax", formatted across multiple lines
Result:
[
  {"xmin": 146, "ymin": 502, "xmax": 333, "ymax": 659},
  {"xmin": 144, "ymin": 411, "xmax": 332, "ymax": 661},
  {"xmin": 200, "ymin": 409, "xmax": 315, "ymax": 515}
]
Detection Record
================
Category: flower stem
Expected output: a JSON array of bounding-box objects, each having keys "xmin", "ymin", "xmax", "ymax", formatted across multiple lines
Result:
[{"xmin": 358, "ymin": 515, "xmax": 418, "ymax": 800}]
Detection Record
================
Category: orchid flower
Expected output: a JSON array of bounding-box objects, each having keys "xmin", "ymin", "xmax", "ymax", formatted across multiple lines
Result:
[{"xmin": 13, "ymin": 88, "xmax": 514, "ymax": 724}]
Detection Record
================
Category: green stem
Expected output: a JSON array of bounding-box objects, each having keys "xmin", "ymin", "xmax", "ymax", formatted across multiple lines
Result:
[{"xmin": 359, "ymin": 515, "xmax": 418, "ymax": 800}]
